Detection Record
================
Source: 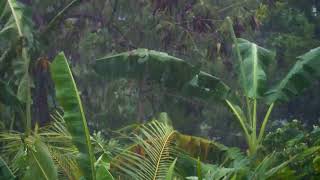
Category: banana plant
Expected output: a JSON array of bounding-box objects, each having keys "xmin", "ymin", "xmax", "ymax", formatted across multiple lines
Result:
[
  {"xmin": 225, "ymin": 17, "xmax": 320, "ymax": 155},
  {"xmin": 0, "ymin": 0, "xmax": 34, "ymax": 134},
  {"xmin": 92, "ymin": 18, "xmax": 320, "ymax": 156},
  {"xmin": 50, "ymin": 52, "xmax": 114, "ymax": 180},
  {"xmin": 50, "ymin": 53, "xmax": 96, "ymax": 180}
]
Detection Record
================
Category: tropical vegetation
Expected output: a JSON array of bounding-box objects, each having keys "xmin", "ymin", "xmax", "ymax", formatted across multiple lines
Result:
[{"xmin": 1, "ymin": 0, "xmax": 320, "ymax": 179}]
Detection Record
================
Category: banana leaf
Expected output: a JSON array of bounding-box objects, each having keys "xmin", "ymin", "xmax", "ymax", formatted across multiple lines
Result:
[
  {"xmin": 50, "ymin": 52, "xmax": 95, "ymax": 180},
  {"xmin": 183, "ymin": 71, "xmax": 231, "ymax": 102},
  {"xmin": 94, "ymin": 49, "xmax": 198, "ymax": 89},
  {"xmin": 93, "ymin": 49, "xmax": 230, "ymax": 102},
  {"xmin": 265, "ymin": 46, "xmax": 320, "ymax": 103},
  {"xmin": 237, "ymin": 39, "xmax": 275, "ymax": 98},
  {"xmin": 0, "ymin": 0, "xmax": 33, "ymax": 43},
  {"xmin": 23, "ymin": 138, "xmax": 58, "ymax": 180},
  {"xmin": 0, "ymin": 0, "xmax": 33, "ymax": 132}
]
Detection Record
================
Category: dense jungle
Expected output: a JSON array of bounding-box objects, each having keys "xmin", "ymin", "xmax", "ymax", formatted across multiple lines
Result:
[{"xmin": 1, "ymin": 0, "xmax": 320, "ymax": 179}]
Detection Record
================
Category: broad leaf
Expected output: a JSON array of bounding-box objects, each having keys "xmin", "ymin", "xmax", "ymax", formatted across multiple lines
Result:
[
  {"xmin": 50, "ymin": 52, "xmax": 95, "ymax": 180},
  {"xmin": 237, "ymin": 39, "xmax": 275, "ymax": 98},
  {"xmin": 265, "ymin": 46, "xmax": 320, "ymax": 103},
  {"xmin": 94, "ymin": 49, "xmax": 198, "ymax": 89},
  {"xmin": 93, "ymin": 49, "xmax": 230, "ymax": 101},
  {"xmin": 23, "ymin": 138, "xmax": 58, "ymax": 180}
]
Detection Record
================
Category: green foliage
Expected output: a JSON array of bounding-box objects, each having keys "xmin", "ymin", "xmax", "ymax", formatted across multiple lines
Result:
[
  {"xmin": 0, "ymin": 0, "xmax": 320, "ymax": 179},
  {"xmin": 112, "ymin": 121, "xmax": 177, "ymax": 180},
  {"xmin": 165, "ymin": 158, "xmax": 177, "ymax": 180},
  {"xmin": 265, "ymin": 47, "xmax": 320, "ymax": 103},
  {"xmin": 0, "ymin": 0, "xmax": 33, "ymax": 42},
  {"xmin": 263, "ymin": 120, "xmax": 320, "ymax": 178},
  {"xmin": 237, "ymin": 38, "xmax": 275, "ymax": 98},
  {"xmin": 0, "ymin": 80, "xmax": 21, "ymax": 107},
  {"xmin": 0, "ymin": 0, "xmax": 33, "ymax": 133},
  {"xmin": 50, "ymin": 52, "xmax": 96, "ymax": 180},
  {"xmin": 22, "ymin": 137, "xmax": 58, "ymax": 180},
  {"xmin": 95, "ymin": 154, "xmax": 114, "ymax": 180},
  {"xmin": 0, "ymin": 156, "xmax": 15, "ymax": 180},
  {"xmin": 225, "ymin": 16, "xmax": 320, "ymax": 155},
  {"xmin": 93, "ymin": 48, "xmax": 231, "ymax": 102}
]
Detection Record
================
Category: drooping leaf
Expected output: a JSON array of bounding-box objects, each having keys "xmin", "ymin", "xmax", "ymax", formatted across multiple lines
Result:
[
  {"xmin": 175, "ymin": 133, "xmax": 226, "ymax": 162},
  {"xmin": 0, "ymin": 156, "xmax": 15, "ymax": 180},
  {"xmin": 94, "ymin": 49, "xmax": 198, "ymax": 89},
  {"xmin": 265, "ymin": 46, "xmax": 320, "ymax": 103},
  {"xmin": 50, "ymin": 52, "xmax": 95, "ymax": 180},
  {"xmin": 237, "ymin": 39, "xmax": 275, "ymax": 98},
  {"xmin": 183, "ymin": 71, "xmax": 231, "ymax": 102},
  {"xmin": 22, "ymin": 138, "xmax": 58, "ymax": 180},
  {"xmin": 93, "ymin": 49, "xmax": 230, "ymax": 102}
]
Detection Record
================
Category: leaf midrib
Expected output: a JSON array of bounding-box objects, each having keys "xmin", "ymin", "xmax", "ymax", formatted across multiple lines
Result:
[
  {"xmin": 30, "ymin": 150, "xmax": 50, "ymax": 180},
  {"xmin": 7, "ymin": 0, "xmax": 22, "ymax": 36},
  {"xmin": 252, "ymin": 44, "xmax": 258, "ymax": 96},
  {"xmin": 152, "ymin": 131, "xmax": 175, "ymax": 180}
]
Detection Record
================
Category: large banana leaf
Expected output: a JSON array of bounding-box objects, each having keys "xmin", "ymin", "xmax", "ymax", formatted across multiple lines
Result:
[
  {"xmin": 265, "ymin": 46, "xmax": 320, "ymax": 103},
  {"xmin": 50, "ymin": 52, "xmax": 95, "ymax": 180},
  {"xmin": 238, "ymin": 39, "xmax": 275, "ymax": 98},
  {"xmin": 93, "ymin": 49, "xmax": 230, "ymax": 101},
  {"xmin": 94, "ymin": 49, "xmax": 198, "ymax": 89},
  {"xmin": 0, "ymin": 156, "xmax": 15, "ymax": 180},
  {"xmin": 23, "ymin": 138, "xmax": 58, "ymax": 180}
]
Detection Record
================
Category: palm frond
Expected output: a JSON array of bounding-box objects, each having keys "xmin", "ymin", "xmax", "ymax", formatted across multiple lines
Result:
[
  {"xmin": 112, "ymin": 121, "xmax": 177, "ymax": 180},
  {"xmin": 0, "ymin": 112, "xmax": 81, "ymax": 179}
]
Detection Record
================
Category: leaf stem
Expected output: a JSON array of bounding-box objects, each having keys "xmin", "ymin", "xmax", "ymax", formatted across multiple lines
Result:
[{"xmin": 258, "ymin": 103, "xmax": 274, "ymax": 143}]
